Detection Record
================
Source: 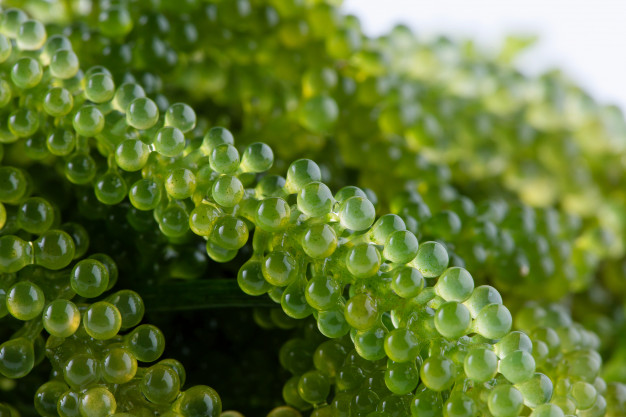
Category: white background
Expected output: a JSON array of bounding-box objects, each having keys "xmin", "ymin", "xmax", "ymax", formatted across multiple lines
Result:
[{"xmin": 343, "ymin": 0, "xmax": 626, "ymax": 111}]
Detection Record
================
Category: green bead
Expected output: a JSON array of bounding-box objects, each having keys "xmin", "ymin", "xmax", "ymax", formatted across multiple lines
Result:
[
  {"xmin": 516, "ymin": 373, "xmax": 553, "ymax": 408},
  {"xmin": 335, "ymin": 186, "xmax": 367, "ymax": 203},
  {"xmin": 202, "ymin": 127, "xmax": 234, "ymax": 154},
  {"xmin": 11, "ymin": 57, "xmax": 42, "ymax": 89},
  {"xmin": 113, "ymin": 83, "xmax": 146, "ymax": 113},
  {"xmin": 384, "ymin": 328, "xmax": 420, "ymax": 362},
  {"xmin": 160, "ymin": 358, "xmax": 187, "ymax": 386},
  {"xmin": 302, "ymin": 223, "xmax": 337, "ymax": 258},
  {"xmin": 495, "ymin": 331, "xmax": 533, "ymax": 358},
  {"xmin": 317, "ymin": 308, "xmax": 350, "ymax": 338},
  {"xmin": 384, "ymin": 230, "xmax": 419, "ymax": 264},
  {"xmin": 262, "ymin": 251, "xmax": 297, "ymax": 287},
  {"xmin": 9, "ymin": 108, "xmax": 39, "ymax": 137},
  {"xmin": 95, "ymin": 172, "xmax": 128, "ymax": 205},
  {"xmin": 346, "ymin": 243, "xmax": 381, "ymax": 278},
  {"xmin": 43, "ymin": 87, "xmax": 74, "ymax": 117},
  {"xmin": 499, "ymin": 350, "xmax": 536, "ymax": 384},
  {"xmin": 209, "ymin": 144, "xmax": 240, "ymax": 175},
  {"xmin": 0, "ymin": 337, "xmax": 34, "ymax": 378},
  {"xmin": 528, "ymin": 404, "xmax": 564, "ymax": 417},
  {"xmin": 46, "ymin": 128, "xmax": 75, "ymax": 156},
  {"xmin": 102, "ymin": 347, "xmax": 137, "ymax": 384},
  {"xmin": 0, "ymin": 79, "xmax": 12, "ymax": 107},
  {"xmin": 42, "ymin": 300, "xmax": 80, "ymax": 338},
  {"xmin": 411, "ymin": 241, "xmax": 449, "ymax": 278},
  {"xmin": 411, "ymin": 388, "xmax": 443, "ymax": 417},
  {"xmin": 165, "ymin": 102, "xmax": 196, "ymax": 133},
  {"xmin": 0, "ymin": 34, "xmax": 12, "ymax": 63},
  {"xmin": 210, "ymin": 215, "xmax": 248, "ymax": 250},
  {"xmin": 299, "ymin": 94, "xmax": 339, "ymax": 133},
  {"xmin": 7, "ymin": 281, "xmax": 45, "ymax": 320},
  {"xmin": 126, "ymin": 324, "xmax": 166, "ymax": 362},
  {"xmin": 487, "ymin": 385, "xmax": 524, "ymax": 417},
  {"xmin": 240, "ymin": 142, "xmax": 274, "ymax": 173},
  {"xmin": 571, "ymin": 380, "xmax": 597, "ymax": 410},
  {"xmin": 107, "ymin": 290, "xmax": 144, "ymax": 329},
  {"xmin": 127, "ymin": 97, "xmax": 159, "ymax": 130},
  {"xmin": 79, "ymin": 387, "xmax": 116, "ymax": 417},
  {"xmin": 420, "ymin": 356, "xmax": 456, "ymax": 391},
  {"xmin": 206, "ymin": 241, "xmax": 237, "ymax": 263},
  {"xmin": 50, "ymin": 49, "xmax": 79, "ymax": 79},
  {"xmin": 70, "ymin": 259, "xmax": 109, "ymax": 298},
  {"xmin": 83, "ymin": 301, "xmax": 122, "ymax": 340},
  {"xmin": 85, "ymin": 73, "xmax": 115, "ymax": 103},
  {"xmin": 238, "ymin": 260, "xmax": 272, "ymax": 296},
  {"xmin": 0, "ymin": 167, "xmax": 27, "ymax": 203},
  {"xmin": 391, "ymin": 266, "xmax": 424, "ymax": 298},
  {"xmin": 475, "ymin": 304, "xmax": 512, "ymax": 339},
  {"xmin": 98, "ymin": 6, "xmax": 133, "ymax": 37},
  {"xmin": 285, "ymin": 159, "xmax": 322, "ymax": 194},
  {"xmin": 165, "ymin": 168, "xmax": 196, "ymax": 200},
  {"xmin": 42, "ymin": 34, "xmax": 72, "ymax": 64},
  {"xmin": 189, "ymin": 203, "xmax": 221, "ymax": 236},
  {"xmin": 385, "ymin": 360, "xmax": 419, "ymax": 395},
  {"xmin": 58, "ymin": 390, "xmax": 81, "ymax": 417},
  {"xmin": 73, "ymin": 106, "xmax": 105, "ymax": 137},
  {"xmin": 0, "ymin": 235, "xmax": 31, "ymax": 272},
  {"xmin": 65, "ymin": 153, "xmax": 96, "ymax": 184},
  {"xmin": 370, "ymin": 213, "xmax": 406, "ymax": 245},
  {"xmin": 24, "ymin": 135, "xmax": 49, "ymax": 160},
  {"xmin": 354, "ymin": 325, "xmax": 387, "ymax": 360},
  {"xmin": 298, "ymin": 181, "xmax": 334, "ymax": 218},
  {"xmin": 279, "ymin": 338, "xmax": 313, "ymax": 375},
  {"xmin": 281, "ymin": 280, "xmax": 314, "ymax": 319},
  {"xmin": 129, "ymin": 178, "xmax": 162, "ymax": 210},
  {"xmin": 313, "ymin": 340, "xmax": 347, "ymax": 378},
  {"xmin": 17, "ymin": 197, "xmax": 54, "ymax": 234},
  {"xmin": 16, "ymin": 19, "xmax": 46, "ymax": 50},
  {"xmin": 464, "ymin": 285, "xmax": 502, "ymax": 317},
  {"xmin": 464, "ymin": 348, "xmax": 498, "ymax": 383},
  {"xmin": 115, "ymin": 139, "xmax": 151, "ymax": 171},
  {"xmin": 298, "ymin": 370, "xmax": 330, "ymax": 404},
  {"xmin": 142, "ymin": 364, "xmax": 181, "ymax": 405},
  {"xmin": 35, "ymin": 380, "xmax": 69, "ymax": 417},
  {"xmin": 159, "ymin": 204, "xmax": 190, "ymax": 237},
  {"xmin": 212, "ymin": 174, "xmax": 244, "ymax": 208},
  {"xmin": 345, "ymin": 293, "xmax": 378, "ymax": 330},
  {"xmin": 436, "ymin": 267, "xmax": 474, "ymax": 302},
  {"xmin": 443, "ymin": 392, "xmax": 477, "ymax": 417},
  {"xmin": 434, "ymin": 301, "xmax": 471, "ymax": 339},
  {"xmin": 305, "ymin": 275, "xmax": 341, "ymax": 310},
  {"xmin": 255, "ymin": 197, "xmax": 291, "ymax": 231},
  {"xmin": 177, "ymin": 385, "xmax": 222, "ymax": 417},
  {"xmin": 155, "ymin": 126, "xmax": 186, "ymax": 157},
  {"xmin": 89, "ymin": 253, "xmax": 118, "ymax": 290},
  {"xmin": 339, "ymin": 196, "xmax": 376, "ymax": 231}
]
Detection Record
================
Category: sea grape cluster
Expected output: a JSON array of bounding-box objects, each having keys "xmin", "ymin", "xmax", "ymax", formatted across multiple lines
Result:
[{"xmin": 0, "ymin": 1, "xmax": 625, "ymax": 417}]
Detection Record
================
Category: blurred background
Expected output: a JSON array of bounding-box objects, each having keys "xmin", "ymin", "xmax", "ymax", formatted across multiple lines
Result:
[{"xmin": 344, "ymin": 0, "xmax": 626, "ymax": 111}]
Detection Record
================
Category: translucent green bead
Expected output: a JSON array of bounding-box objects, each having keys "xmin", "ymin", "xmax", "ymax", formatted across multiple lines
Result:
[
  {"xmin": 202, "ymin": 127, "xmax": 234, "ymax": 154},
  {"xmin": 384, "ymin": 360, "xmax": 419, "ymax": 395},
  {"xmin": 475, "ymin": 304, "xmax": 512, "ymax": 339},
  {"xmin": 7, "ymin": 281, "xmax": 45, "ymax": 320},
  {"xmin": 384, "ymin": 230, "xmax": 419, "ymax": 264},
  {"xmin": 129, "ymin": 178, "xmax": 162, "ymax": 210},
  {"xmin": 262, "ymin": 251, "xmax": 297, "ymax": 287},
  {"xmin": 107, "ymin": 290, "xmax": 144, "ymax": 329},
  {"xmin": 444, "ymin": 392, "xmax": 477, "ymax": 417},
  {"xmin": 354, "ymin": 325, "xmax": 387, "ymax": 360},
  {"xmin": 17, "ymin": 197, "xmax": 54, "ymax": 234},
  {"xmin": 24, "ymin": 135, "xmax": 48, "ymax": 160},
  {"xmin": 50, "ymin": 49, "xmax": 79, "ymax": 79},
  {"xmin": 463, "ymin": 285, "xmax": 502, "ymax": 317},
  {"xmin": 266, "ymin": 407, "xmax": 299, "ymax": 417},
  {"xmin": 0, "ymin": 34, "xmax": 12, "ymax": 63},
  {"xmin": 499, "ymin": 350, "xmax": 536, "ymax": 384},
  {"xmin": 113, "ymin": 83, "xmax": 146, "ymax": 113},
  {"xmin": 177, "ymin": 385, "xmax": 222, "ymax": 417},
  {"xmin": 79, "ymin": 387, "xmax": 116, "ymax": 417},
  {"xmin": 255, "ymin": 197, "xmax": 291, "ymax": 231},
  {"xmin": 240, "ymin": 142, "xmax": 274, "ymax": 173},
  {"xmin": 102, "ymin": 347, "xmax": 137, "ymax": 384},
  {"xmin": 87, "ymin": 253, "xmax": 118, "ymax": 290},
  {"xmin": 238, "ymin": 260, "xmax": 272, "ymax": 296},
  {"xmin": 98, "ymin": 6, "xmax": 133, "ymax": 37},
  {"xmin": 164, "ymin": 102, "xmax": 196, "ymax": 133},
  {"xmin": 313, "ymin": 340, "xmax": 347, "ymax": 378},
  {"xmin": 11, "ymin": 57, "xmax": 42, "ymax": 89},
  {"xmin": 70, "ymin": 259, "xmax": 109, "ymax": 298},
  {"xmin": 411, "ymin": 241, "xmax": 449, "ymax": 278},
  {"xmin": 279, "ymin": 338, "xmax": 313, "ymax": 375},
  {"xmin": 0, "ymin": 337, "xmax": 34, "ymax": 378},
  {"xmin": 434, "ymin": 301, "xmax": 471, "ymax": 339},
  {"xmin": 435, "ymin": 267, "xmax": 474, "ymax": 302},
  {"xmin": 16, "ymin": 19, "xmax": 46, "ymax": 50},
  {"xmin": 298, "ymin": 182, "xmax": 334, "ymax": 218},
  {"xmin": 298, "ymin": 95, "xmax": 339, "ymax": 133},
  {"xmin": 344, "ymin": 293, "xmax": 378, "ymax": 330},
  {"xmin": 160, "ymin": 358, "xmax": 186, "ymax": 386},
  {"xmin": 0, "ymin": 79, "xmax": 12, "ymax": 107},
  {"xmin": 0, "ymin": 167, "xmax": 27, "ymax": 203},
  {"xmin": 281, "ymin": 280, "xmax": 314, "ymax": 319},
  {"xmin": 73, "ymin": 106, "xmax": 105, "ymax": 137},
  {"xmin": 65, "ymin": 153, "xmax": 96, "ymax": 185},
  {"xmin": 391, "ymin": 266, "xmax": 424, "ymax": 298},
  {"xmin": 58, "ymin": 390, "xmax": 81, "ymax": 417},
  {"xmin": 571, "ymin": 380, "xmax": 597, "ymax": 410},
  {"xmin": 411, "ymin": 388, "xmax": 443, "ymax": 417},
  {"xmin": 159, "ymin": 204, "xmax": 190, "ymax": 237},
  {"xmin": 0, "ymin": 9, "xmax": 27, "ymax": 38},
  {"xmin": 0, "ymin": 235, "xmax": 31, "ymax": 272},
  {"xmin": 43, "ymin": 87, "xmax": 74, "ymax": 117},
  {"xmin": 298, "ymin": 370, "xmax": 330, "ymax": 405},
  {"xmin": 305, "ymin": 275, "xmax": 341, "ymax": 310},
  {"xmin": 285, "ymin": 159, "xmax": 322, "ymax": 194},
  {"xmin": 165, "ymin": 168, "xmax": 196, "ymax": 200},
  {"xmin": 487, "ymin": 385, "xmax": 524, "ymax": 417},
  {"xmin": 206, "ymin": 239, "xmax": 237, "ymax": 263},
  {"xmin": 115, "ymin": 139, "xmax": 151, "ymax": 171},
  {"xmin": 126, "ymin": 324, "xmax": 165, "ymax": 362},
  {"xmin": 35, "ymin": 380, "xmax": 68, "ymax": 417},
  {"xmin": 346, "ymin": 243, "xmax": 381, "ymax": 278},
  {"xmin": 495, "ymin": 331, "xmax": 533, "ymax": 358},
  {"xmin": 528, "ymin": 404, "xmax": 564, "ymax": 417},
  {"xmin": 516, "ymin": 373, "xmax": 553, "ymax": 408},
  {"xmin": 317, "ymin": 308, "xmax": 350, "ymax": 338},
  {"xmin": 370, "ymin": 214, "xmax": 406, "ymax": 245},
  {"xmin": 420, "ymin": 356, "xmax": 456, "ymax": 391},
  {"xmin": 142, "ymin": 364, "xmax": 181, "ymax": 405},
  {"xmin": 127, "ymin": 97, "xmax": 159, "ymax": 130},
  {"xmin": 95, "ymin": 172, "xmax": 127, "ymax": 205},
  {"xmin": 9, "ymin": 108, "xmax": 39, "ymax": 137},
  {"xmin": 464, "ymin": 348, "xmax": 498, "ymax": 382},
  {"xmin": 155, "ymin": 126, "xmax": 185, "ymax": 157},
  {"xmin": 339, "ymin": 196, "xmax": 376, "ymax": 231},
  {"xmin": 189, "ymin": 203, "xmax": 220, "ymax": 236},
  {"xmin": 209, "ymin": 144, "xmax": 240, "ymax": 175},
  {"xmin": 41, "ymin": 34, "xmax": 72, "ymax": 64},
  {"xmin": 384, "ymin": 328, "xmax": 420, "ymax": 362},
  {"xmin": 42, "ymin": 300, "xmax": 80, "ymax": 338},
  {"xmin": 83, "ymin": 72, "xmax": 114, "ymax": 104},
  {"xmin": 335, "ymin": 186, "xmax": 367, "ymax": 203},
  {"xmin": 212, "ymin": 174, "xmax": 244, "ymax": 208},
  {"xmin": 210, "ymin": 215, "xmax": 248, "ymax": 250},
  {"xmin": 83, "ymin": 302, "xmax": 122, "ymax": 340},
  {"xmin": 301, "ymin": 223, "xmax": 337, "ymax": 258}
]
